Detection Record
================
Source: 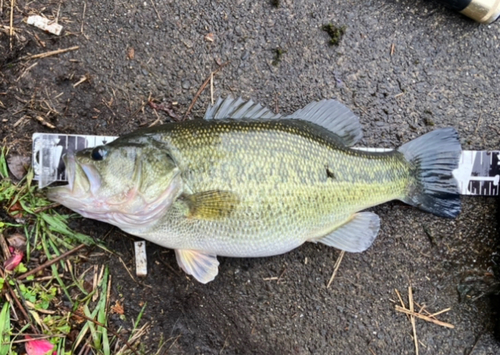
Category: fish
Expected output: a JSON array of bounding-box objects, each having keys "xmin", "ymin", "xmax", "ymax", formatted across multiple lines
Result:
[{"xmin": 47, "ymin": 97, "xmax": 461, "ymax": 283}]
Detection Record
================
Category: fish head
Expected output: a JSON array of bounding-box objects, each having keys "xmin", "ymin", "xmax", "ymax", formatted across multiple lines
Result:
[{"xmin": 46, "ymin": 141, "xmax": 183, "ymax": 231}]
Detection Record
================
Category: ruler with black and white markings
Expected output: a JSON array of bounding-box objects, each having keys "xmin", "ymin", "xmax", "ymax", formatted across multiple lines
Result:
[
  {"xmin": 32, "ymin": 133, "xmax": 500, "ymax": 196},
  {"xmin": 455, "ymin": 150, "xmax": 500, "ymax": 196},
  {"xmin": 32, "ymin": 133, "xmax": 117, "ymax": 189}
]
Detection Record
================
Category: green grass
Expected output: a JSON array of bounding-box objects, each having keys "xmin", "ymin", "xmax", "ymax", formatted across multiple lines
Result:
[
  {"xmin": 0, "ymin": 147, "xmax": 147, "ymax": 354},
  {"xmin": 0, "ymin": 302, "xmax": 11, "ymax": 355}
]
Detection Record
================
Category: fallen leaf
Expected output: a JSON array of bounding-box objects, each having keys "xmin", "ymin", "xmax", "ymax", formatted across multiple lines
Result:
[
  {"xmin": 6, "ymin": 155, "xmax": 31, "ymax": 180},
  {"xmin": 111, "ymin": 300, "xmax": 124, "ymax": 315},
  {"xmin": 4, "ymin": 250, "xmax": 23, "ymax": 271},
  {"xmin": 71, "ymin": 305, "xmax": 86, "ymax": 324},
  {"xmin": 7, "ymin": 233, "xmax": 27, "ymax": 251},
  {"xmin": 7, "ymin": 202, "xmax": 24, "ymax": 219}
]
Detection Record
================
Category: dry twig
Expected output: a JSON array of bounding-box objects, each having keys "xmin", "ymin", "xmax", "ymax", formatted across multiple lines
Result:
[
  {"xmin": 183, "ymin": 61, "xmax": 230, "ymax": 120},
  {"xmin": 21, "ymin": 46, "xmax": 79, "ymax": 60},
  {"xmin": 148, "ymin": 100, "xmax": 179, "ymax": 121},
  {"xmin": 0, "ymin": 233, "xmax": 11, "ymax": 260},
  {"xmin": 210, "ymin": 72, "xmax": 214, "ymax": 105},
  {"xmin": 73, "ymin": 75, "xmax": 88, "ymax": 88},
  {"xmin": 394, "ymin": 286, "xmax": 455, "ymax": 355},
  {"xmin": 17, "ymin": 244, "xmax": 86, "ymax": 280},
  {"xmin": 34, "ymin": 116, "xmax": 55, "ymax": 129},
  {"xmin": 408, "ymin": 286, "xmax": 418, "ymax": 355},
  {"xmin": 9, "ymin": 0, "xmax": 14, "ymax": 50},
  {"xmin": 0, "ymin": 268, "xmax": 39, "ymax": 334},
  {"xmin": 149, "ymin": 0, "xmax": 161, "ymax": 21},
  {"xmin": 81, "ymin": 2, "xmax": 86, "ymax": 32},
  {"xmin": 16, "ymin": 62, "xmax": 38, "ymax": 82},
  {"xmin": 118, "ymin": 256, "xmax": 139, "ymax": 285},
  {"xmin": 327, "ymin": 250, "xmax": 345, "ymax": 288},
  {"xmin": 395, "ymin": 306, "xmax": 454, "ymax": 329}
]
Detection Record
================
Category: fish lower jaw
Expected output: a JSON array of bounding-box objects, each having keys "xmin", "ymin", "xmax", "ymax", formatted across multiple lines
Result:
[{"xmin": 78, "ymin": 200, "xmax": 173, "ymax": 232}]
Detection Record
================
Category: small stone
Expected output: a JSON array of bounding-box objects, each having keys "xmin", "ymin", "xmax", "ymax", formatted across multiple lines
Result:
[
  {"xmin": 127, "ymin": 47, "xmax": 135, "ymax": 60},
  {"xmin": 204, "ymin": 33, "xmax": 214, "ymax": 42},
  {"xmin": 182, "ymin": 80, "xmax": 191, "ymax": 89},
  {"xmin": 182, "ymin": 39, "xmax": 194, "ymax": 48}
]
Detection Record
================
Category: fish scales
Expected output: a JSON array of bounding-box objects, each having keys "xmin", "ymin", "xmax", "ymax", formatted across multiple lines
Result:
[
  {"xmin": 47, "ymin": 97, "xmax": 461, "ymax": 283},
  {"xmin": 138, "ymin": 119, "xmax": 410, "ymax": 256}
]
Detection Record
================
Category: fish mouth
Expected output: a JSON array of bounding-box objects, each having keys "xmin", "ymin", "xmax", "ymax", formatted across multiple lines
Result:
[
  {"xmin": 46, "ymin": 152, "xmax": 101, "ymax": 202},
  {"xmin": 64, "ymin": 152, "xmax": 76, "ymax": 191}
]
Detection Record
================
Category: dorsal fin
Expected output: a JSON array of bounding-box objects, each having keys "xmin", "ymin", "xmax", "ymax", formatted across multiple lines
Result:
[
  {"xmin": 204, "ymin": 96, "xmax": 281, "ymax": 120},
  {"xmin": 285, "ymin": 99, "xmax": 363, "ymax": 146},
  {"xmin": 204, "ymin": 97, "xmax": 363, "ymax": 146}
]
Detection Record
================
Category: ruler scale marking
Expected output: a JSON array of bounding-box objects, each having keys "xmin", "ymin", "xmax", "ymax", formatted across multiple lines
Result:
[{"xmin": 31, "ymin": 133, "xmax": 500, "ymax": 196}]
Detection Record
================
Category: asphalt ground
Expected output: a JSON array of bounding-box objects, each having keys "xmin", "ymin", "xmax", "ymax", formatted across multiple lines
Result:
[{"xmin": 1, "ymin": 0, "xmax": 499, "ymax": 354}]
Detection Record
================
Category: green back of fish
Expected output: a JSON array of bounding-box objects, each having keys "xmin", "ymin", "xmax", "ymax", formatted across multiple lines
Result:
[{"xmin": 130, "ymin": 119, "xmax": 411, "ymax": 256}]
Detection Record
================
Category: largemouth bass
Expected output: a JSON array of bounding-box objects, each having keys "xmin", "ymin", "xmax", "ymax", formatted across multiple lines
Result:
[{"xmin": 47, "ymin": 97, "xmax": 461, "ymax": 283}]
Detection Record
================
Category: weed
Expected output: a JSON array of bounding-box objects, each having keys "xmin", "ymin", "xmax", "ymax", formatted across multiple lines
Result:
[
  {"xmin": 272, "ymin": 47, "xmax": 287, "ymax": 66},
  {"xmin": 321, "ymin": 23, "xmax": 346, "ymax": 46}
]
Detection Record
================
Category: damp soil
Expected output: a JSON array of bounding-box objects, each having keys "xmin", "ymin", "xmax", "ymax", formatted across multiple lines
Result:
[{"xmin": 1, "ymin": 0, "xmax": 499, "ymax": 354}]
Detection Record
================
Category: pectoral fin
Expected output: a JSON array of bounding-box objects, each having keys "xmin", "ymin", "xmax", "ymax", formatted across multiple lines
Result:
[
  {"xmin": 175, "ymin": 249, "xmax": 219, "ymax": 284},
  {"xmin": 314, "ymin": 212, "xmax": 380, "ymax": 252},
  {"xmin": 184, "ymin": 190, "xmax": 239, "ymax": 220}
]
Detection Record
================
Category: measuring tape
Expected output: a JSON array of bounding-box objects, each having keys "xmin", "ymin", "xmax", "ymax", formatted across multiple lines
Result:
[{"xmin": 32, "ymin": 133, "xmax": 500, "ymax": 196}]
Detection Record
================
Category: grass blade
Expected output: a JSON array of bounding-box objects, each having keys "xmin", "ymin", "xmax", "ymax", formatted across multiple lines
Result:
[
  {"xmin": 41, "ymin": 213, "xmax": 95, "ymax": 245},
  {"xmin": 0, "ymin": 302, "xmax": 11, "ymax": 355},
  {"xmin": 0, "ymin": 148, "xmax": 8, "ymax": 179},
  {"xmin": 97, "ymin": 267, "xmax": 110, "ymax": 355}
]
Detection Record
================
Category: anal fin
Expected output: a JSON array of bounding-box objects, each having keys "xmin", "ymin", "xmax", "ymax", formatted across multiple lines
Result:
[
  {"xmin": 175, "ymin": 249, "xmax": 219, "ymax": 284},
  {"xmin": 314, "ymin": 212, "xmax": 380, "ymax": 252}
]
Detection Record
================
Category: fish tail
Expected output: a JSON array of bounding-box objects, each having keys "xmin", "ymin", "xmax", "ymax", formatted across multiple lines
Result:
[{"xmin": 398, "ymin": 128, "xmax": 461, "ymax": 218}]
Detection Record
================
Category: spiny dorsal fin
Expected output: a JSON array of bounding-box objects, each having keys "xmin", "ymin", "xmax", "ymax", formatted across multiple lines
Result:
[
  {"xmin": 204, "ymin": 96, "xmax": 281, "ymax": 120},
  {"xmin": 205, "ymin": 97, "xmax": 362, "ymax": 146},
  {"xmin": 285, "ymin": 100, "xmax": 363, "ymax": 146},
  {"xmin": 184, "ymin": 190, "xmax": 240, "ymax": 220}
]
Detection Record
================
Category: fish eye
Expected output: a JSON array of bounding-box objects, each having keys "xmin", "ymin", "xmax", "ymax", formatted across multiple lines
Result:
[{"xmin": 91, "ymin": 146, "xmax": 107, "ymax": 161}]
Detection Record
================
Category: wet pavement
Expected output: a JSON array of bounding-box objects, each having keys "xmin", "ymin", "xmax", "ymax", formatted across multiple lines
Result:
[{"xmin": 1, "ymin": 0, "xmax": 499, "ymax": 354}]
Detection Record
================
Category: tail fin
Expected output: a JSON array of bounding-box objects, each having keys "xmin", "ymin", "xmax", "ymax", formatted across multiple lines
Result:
[{"xmin": 398, "ymin": 128, "xmax": 461, "ymax": 218}]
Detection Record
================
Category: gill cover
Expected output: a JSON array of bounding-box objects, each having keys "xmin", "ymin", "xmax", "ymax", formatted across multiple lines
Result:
[{"xmin": 48, "ymin": 140, "xmax": 183, "ymax": 231}]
